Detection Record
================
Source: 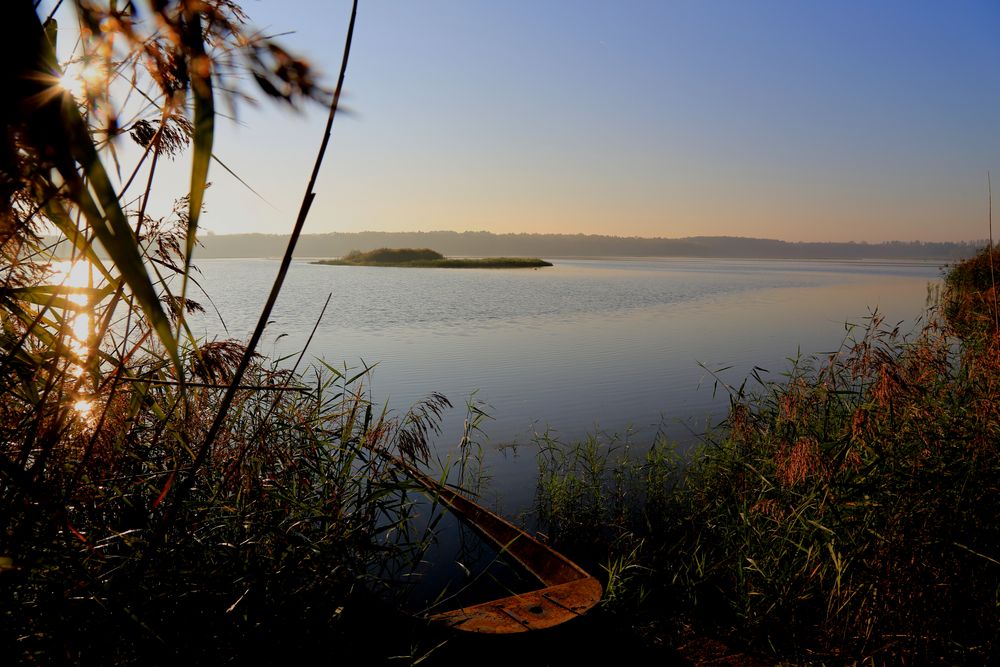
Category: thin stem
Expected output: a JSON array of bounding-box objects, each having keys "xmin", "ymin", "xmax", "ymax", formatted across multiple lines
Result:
[
  {"xmin": 989, "ymin": 172, "xmax": 997, "ymax": 332},
  {"xmin": 221, "ymin": 292, "xmax": 332, "ymax": 489},
  {"xmin": 162, "ymin": 0, "xmax": 359, "ymax": 527},
  {"xmin": 118, "ymin": 377, "xmax": 309, "ymax": 392}
]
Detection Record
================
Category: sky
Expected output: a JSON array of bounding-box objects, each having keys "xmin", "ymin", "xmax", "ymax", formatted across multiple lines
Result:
[{"xmin": 54, "ymin": 1, "xmax": 1000, "ymax": 242}]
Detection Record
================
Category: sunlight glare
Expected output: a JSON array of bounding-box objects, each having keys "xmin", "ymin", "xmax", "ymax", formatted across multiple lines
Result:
[
  {"xmin": 58, "ymin": 60, "xmax": 106, "ymax": 100},
  {"xmin": 50, "ymin": 260, "xmax": 94, "ymax": 357},
  {"xmin": 51, "ymin": 260, "xmax": 92, "ymax": 291},
  {"xmin": 70, "ymin": 313, "xmax": 91, "ymax": 346}
]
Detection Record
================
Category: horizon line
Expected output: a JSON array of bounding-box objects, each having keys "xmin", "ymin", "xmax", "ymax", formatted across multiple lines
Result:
[{"xmin": 199, "ymin": 230, "xmax": 987, "ymax": 245}]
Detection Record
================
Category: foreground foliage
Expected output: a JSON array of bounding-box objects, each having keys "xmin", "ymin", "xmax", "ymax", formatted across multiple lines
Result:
[
  {"xmin": 3, "ymin": 363, "xmax": 448, "ymax": 662},
  {"xmin": 4, "ymin": 2, "xmax": 997, "ymax": 663},
  {"xmin": 0, "ymin": 1, "xmax": 442, "ymax": 662},
  {"xmin": 534, "ymin": 246, "xmax": 1000, "ymax": 662}
]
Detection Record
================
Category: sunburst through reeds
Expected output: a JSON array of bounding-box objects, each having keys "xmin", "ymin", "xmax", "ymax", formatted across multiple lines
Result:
[
  {"xmin": 48, "ymin": 259, "xmax": 97, "ymax": 421},
  {"xmin": 57, "ymin": 57, "xmax": 107, "ymax": 101}
]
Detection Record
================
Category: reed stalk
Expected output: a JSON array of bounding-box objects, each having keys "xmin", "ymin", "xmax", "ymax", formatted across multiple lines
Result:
[
  {"xmin": 533, "ymin": 259, "xmax": 1000, "ymax": 660},
  {"xmin": 0, "ymin": 3, "xmax": 446, "ymax": 662},
  {"xmin": 165, "ymin": 1, "xmax": 359, "ymax": 525}
]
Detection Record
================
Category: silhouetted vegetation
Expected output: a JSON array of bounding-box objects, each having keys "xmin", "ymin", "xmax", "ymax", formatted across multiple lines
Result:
[
  {"xmin": 0, "ymin": 2, "xmax": 442, "ymax": 663},
  {"xmin": 4, "ymin": 2, "xmax": 996, "ymax": 664},
  {"xmin": 314, "ymin": 247, "xmax": 552, "ymax": 268},
  {"xmin": 346, "ymin": 247, "xmax": 446, "ymax": 263},
  {"xmin": 532, "ymin": 245, "xmax": 1000, "ymax": 662}
]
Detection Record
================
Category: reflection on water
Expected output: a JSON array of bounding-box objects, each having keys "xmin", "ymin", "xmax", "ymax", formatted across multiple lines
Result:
[
  {"xmin": 182, "ymin": 257, "xmax": 944, "ymax": 602},
  {"xmin": 50, "ymin": 260, "xmax": 93, "ymax": 352},
  {"xmin": 48, "ymin": 260, "xmax": 97, "ymax": 423}
]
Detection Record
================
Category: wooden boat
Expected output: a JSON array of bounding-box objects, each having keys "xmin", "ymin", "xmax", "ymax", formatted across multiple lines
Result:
[{"xmin": 398, "ymin": 461, "xmax": 603, "ymax": 634}]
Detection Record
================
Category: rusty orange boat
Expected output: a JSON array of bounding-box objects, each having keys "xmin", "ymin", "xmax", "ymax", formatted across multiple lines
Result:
[{"xmin": 399, "ymin": 462, "xmax": 603, "ymax": 634}]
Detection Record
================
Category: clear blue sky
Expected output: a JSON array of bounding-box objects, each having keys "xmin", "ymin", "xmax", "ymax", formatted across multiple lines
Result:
[{"xmin": 58, "ymin": 1, "xmax": 1000, "ymax": 242}]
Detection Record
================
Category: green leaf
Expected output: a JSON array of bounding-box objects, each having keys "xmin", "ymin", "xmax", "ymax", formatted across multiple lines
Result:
[
  {"xmin": 32, "ymin": 9, "xmax": 181, "ymax": 373},
  {"xmin": 183, "ymin": 10, "xmax": 215, "ymax": 296},
  {"xmin": 63, "ymin": 156, "xmax": 180, "ymax": 372}
]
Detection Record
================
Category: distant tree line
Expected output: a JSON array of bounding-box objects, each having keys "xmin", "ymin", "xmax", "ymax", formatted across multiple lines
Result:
[{"xmin": 51, "ymin": 230, "xmax": 982, "ymax": 261}]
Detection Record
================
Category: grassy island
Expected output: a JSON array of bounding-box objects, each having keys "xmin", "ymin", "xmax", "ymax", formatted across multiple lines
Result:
[{"xmin": 313, "ymin": 247, "xmax": 552, "ymax": 268}]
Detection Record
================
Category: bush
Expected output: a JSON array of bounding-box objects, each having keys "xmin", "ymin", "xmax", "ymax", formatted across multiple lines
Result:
[
  {"xmin": 944, "ymin": 243, "xmax": 1000, "ymax": 339},
  {"xmin": 344, "ymin": 248, "xmax": 446, "ymax": 263}
]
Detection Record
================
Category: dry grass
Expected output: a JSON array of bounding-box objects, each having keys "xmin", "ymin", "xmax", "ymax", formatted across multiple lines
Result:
[
  {"xmin": 0, "ymin": 3, "xmax": 447, "ymax": 662},
  {"xmin": 533, "ymin": 246, "xmax": 1000, "ymax": 662}
]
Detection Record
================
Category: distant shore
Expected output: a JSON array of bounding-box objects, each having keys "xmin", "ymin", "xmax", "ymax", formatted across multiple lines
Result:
[
  {"xmin": 47, "ymin": 231, "xmax": 983, "ymax": 262},
  {"xmin": 201, "ymin": 232, "xmax": 982, "ymax": 261}
]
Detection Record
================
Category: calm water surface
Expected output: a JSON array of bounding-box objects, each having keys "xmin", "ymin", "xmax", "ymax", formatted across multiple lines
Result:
[
  {"xmin": 189, "ymin": 256, "xmax": 942, "ymax": 505},
  {"xmin": 187, "ymin": 257, "xmax": 942, "ymax": 605}
]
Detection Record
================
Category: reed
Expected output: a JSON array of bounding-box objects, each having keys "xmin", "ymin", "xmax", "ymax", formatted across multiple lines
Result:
[
  {"xmin": 945, "ymin": 245, "xmax": 1000, "ymax": 340},
  {"xmin": 4, "ymin": 3, "xmax": 997, "ymax": 663},
  {"xmin": 0, "ymin": 2, "xmax": 445, "ymax": 662},
  {"xmin": 532, "ymin": 248, "xmax": 1000, "ymax": 661}
]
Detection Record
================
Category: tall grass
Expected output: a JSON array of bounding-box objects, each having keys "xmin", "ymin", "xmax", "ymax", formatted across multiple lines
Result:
[
  {"xmin": 0, "ymin": 2, "xmax": 448, "ymax": 662},
  {"xmin": 3, "ymin": 362, "xmax": 446, "ymax": 661},
  {"xmin": 5, "ymin": 3, "xmax": 997, "ymax": 663},
  {"xmin": 533, "ymin": 249, "xmax": 1000, "ymax": 661}
]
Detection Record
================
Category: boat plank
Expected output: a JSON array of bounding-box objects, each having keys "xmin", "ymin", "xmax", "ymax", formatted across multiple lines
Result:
[{"xmin": 398, "ymin": 461, "xmax": 603, "ymax": 633}]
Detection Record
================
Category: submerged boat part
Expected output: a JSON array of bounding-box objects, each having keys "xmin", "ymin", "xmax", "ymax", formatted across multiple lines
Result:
[{"xmin": 400, "ymin": 462, "xmax": 603, "ymax": 633}]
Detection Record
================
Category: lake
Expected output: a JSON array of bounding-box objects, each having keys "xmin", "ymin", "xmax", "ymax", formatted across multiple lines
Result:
[{"xmin": 187, "ymin": 256, "xmax": 943, "ymax": 510}]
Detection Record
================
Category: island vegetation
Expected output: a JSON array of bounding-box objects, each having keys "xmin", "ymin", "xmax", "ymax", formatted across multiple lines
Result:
[
  {"xmin": 313, "ymin": 247, "xmax": 552, "ymax": 268},
  {"xmin": 1, "ymin": 2, "xmax": 997, "ymax": 665}
]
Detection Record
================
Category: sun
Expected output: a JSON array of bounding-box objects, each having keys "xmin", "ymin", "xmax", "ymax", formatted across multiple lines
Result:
[
  {"xmin": 73, "ymin": 399, "xmax": 93, "ymax": 417},
  {"xmin": 58, "ymin": 59, "xmax": 107, "ymax": 100}
]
